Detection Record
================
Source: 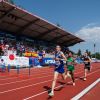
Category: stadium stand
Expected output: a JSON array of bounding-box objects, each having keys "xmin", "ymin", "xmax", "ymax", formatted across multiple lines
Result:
[{"xmin": 0, "ymin": 0, "xmax": 84, "ymax": 66}]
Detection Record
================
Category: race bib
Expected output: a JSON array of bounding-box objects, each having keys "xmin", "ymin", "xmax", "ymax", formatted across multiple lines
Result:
[
  {"xmin": 84, "ymin": 62, "xmax": 89, "ymax": 64},
  {"xmin": 67, "ymin": 62, "xmax": 72, "ymax": 65}
]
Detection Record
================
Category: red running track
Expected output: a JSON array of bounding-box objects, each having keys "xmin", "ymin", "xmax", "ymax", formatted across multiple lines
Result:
[
  {"xmin": 0, "ymin": 63, "xmax": 100, "ymax": 100},
  {"xmin": 80, "ymin": 82, "xmax": 100, "ymax": 100}
]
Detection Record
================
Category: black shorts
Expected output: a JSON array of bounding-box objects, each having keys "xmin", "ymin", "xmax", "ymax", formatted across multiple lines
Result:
[{"xmin": 84, "ymin": 65, "xmax": 91, "ymax": 71}]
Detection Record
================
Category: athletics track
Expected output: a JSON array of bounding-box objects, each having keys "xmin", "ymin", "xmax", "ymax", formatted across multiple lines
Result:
[{"xmin": 0, "ymin": 63, "xmax": 100, "ymax": 100}]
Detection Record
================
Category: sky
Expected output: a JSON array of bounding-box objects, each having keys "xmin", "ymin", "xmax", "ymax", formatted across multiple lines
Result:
[{"xmin": 13, "ymin": 0, "xmax": 100, "ymax": 53}]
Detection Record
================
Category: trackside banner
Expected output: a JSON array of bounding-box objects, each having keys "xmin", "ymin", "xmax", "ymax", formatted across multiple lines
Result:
[
  {"xmin": 40, "ymin": 58, "xmax": 55, "ymax": 65},
  {"xmin": 0, "ymin": 56, "xmax": 29, "ymax": 67},
  {"xmin": 29, "ymin": 57, "xmax": 40, "ymax": 66},
  {"xmin": 0, "ymin": 56, "xmax": 57, "ymax": 66}
]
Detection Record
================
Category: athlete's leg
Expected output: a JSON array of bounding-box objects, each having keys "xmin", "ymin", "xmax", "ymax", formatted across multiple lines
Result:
[
  {"xmin": 62, "ymin": 72, "xmax": 66, "ymax": 80},
  {"xmin": 70, "ymin": 71, "xmax": 75, "ymax": 86},
  {"xmin": 61, "ymin": 67, "xmax": 68, "ymax": 80},
  {"xmin": 88, "ymin": 66, "xmax": 91, "ymax": 72},
  {"xmin": 84, "ymin": 68, "xmax": 87, "ymax": 81},
  {"xmin": 49, "ymin": 71, "xmax": 59, "ymax": 96},
  {"xmin": 90, "ymin": 65, "xmax": 92, "ymax": 72}
]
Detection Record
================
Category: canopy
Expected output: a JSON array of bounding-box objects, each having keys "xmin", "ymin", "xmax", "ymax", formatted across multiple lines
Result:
[{"xmin": 0, "ymin": 0, "xmax": 84, "ymax": 47}]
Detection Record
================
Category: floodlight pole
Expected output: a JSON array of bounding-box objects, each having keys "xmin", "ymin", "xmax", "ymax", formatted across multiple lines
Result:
[{"xmin": 94, "ymin": 43, "xmax": 96, "ymax": 59}]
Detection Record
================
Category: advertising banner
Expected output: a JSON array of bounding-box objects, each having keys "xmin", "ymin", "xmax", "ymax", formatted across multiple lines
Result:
[
  {"xmin": 23, "ymin": 52, "xmax": 38, "ymax": 57},
  {"xmin": 29, "ymin": 57, "xmax": 40, "ymax": 66},
  {"xmin": 41, "ymin": 58, "xmax": 55, "ymax": 65},
  {"xmin": 0, "ymin": 56, "xmax": 29, "ymax": 67}
]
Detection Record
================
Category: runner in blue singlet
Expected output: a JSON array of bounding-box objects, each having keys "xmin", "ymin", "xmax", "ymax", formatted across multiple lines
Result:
[{"xmin": 48, "ymin": 45, "xmax": 66, "ymax": 97}]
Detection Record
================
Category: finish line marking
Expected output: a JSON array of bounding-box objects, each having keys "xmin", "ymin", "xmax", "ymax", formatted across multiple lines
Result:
[{"xmin": 71, "ymin": 78, "xmax": 100, "ymax": 100}]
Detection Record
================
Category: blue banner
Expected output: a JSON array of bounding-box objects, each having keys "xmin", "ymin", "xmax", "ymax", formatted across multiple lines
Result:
[
  {"xmin": 29, "ymin": 57, "xmax": 40, "ymax": 66},
  {"xmin": 41, "ymin": 58, "xmax": 55, "ymax": 65}
]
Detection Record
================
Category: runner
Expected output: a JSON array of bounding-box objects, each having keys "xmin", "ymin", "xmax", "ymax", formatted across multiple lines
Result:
[
  {"xmin": 65, "ymin": 49, "xmax": 71, "ymax": 78},
  {"xmin": 48, "ymin": 45, "xmax": 66, "ymax": 97},
  {"xmin": 66, "ymin": 51, "xmax": 75, "ymax": 86},
  {"xmin": 83, "ymin": 52, "xmax": 91, "ymax": 81}
]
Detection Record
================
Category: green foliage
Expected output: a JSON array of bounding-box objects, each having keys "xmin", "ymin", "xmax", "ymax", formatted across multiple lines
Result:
[
  {"xmin": 86, "ymin": 49, "xmax": 89, "ymax": 54},
  {"xmin": 85, "ymin": 49, "xmax": 91, "ymax": 57},
  {"xmin": 92, "ymin": 52, "xmax": 100, "ymax": 59}
]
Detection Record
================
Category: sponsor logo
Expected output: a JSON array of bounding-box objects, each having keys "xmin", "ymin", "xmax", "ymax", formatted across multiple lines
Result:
[{"xmin": 45, "ymin": 59, "xmax": 55, "ymax": 64}]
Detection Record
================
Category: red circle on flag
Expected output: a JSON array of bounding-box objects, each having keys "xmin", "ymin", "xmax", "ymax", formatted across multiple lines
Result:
[{"xmin": 9, "ymin": 54, "xmax": 15, "ymax": 60}]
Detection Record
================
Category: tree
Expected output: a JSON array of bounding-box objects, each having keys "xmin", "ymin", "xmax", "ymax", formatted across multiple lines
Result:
[
  {"xmin": 92, "ymin": 52, "xmax": 100, "ymax": 59},
  {"xmin": 77, "ymin": 49, "xmax": 82, "ymax": 56},
  {"xmin": 86, "ymin": 49, "xmax": 89, "ymax": 54},
  {"xmin": 85, "ymin": 49, "xmax": 92, "ymax": 57},
  {"xmin": 88, "ymin": 51, "xmax": 91, "ymax": 57}
]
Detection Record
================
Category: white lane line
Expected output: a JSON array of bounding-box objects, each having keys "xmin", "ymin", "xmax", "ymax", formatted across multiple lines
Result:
[
  {"xmin": 23, "ymin": 69, "xmax": 100, "ymax": 100},
  {"xmin": 0, "ymin": 68, "xmax": 53, "ymax": 78},
  {"xmin": 0, "ymin": 79, "xmax": 52, "ymax": 94},
  {"xmin": 0, "ymin": 70, "xmax": 52, "ymax": 79},
  {"xmin": 71, "ymin": 78, "xmax": 100, "ymax": 100},
  {"xmin": 0, "ymin": 65, "xmax": 82, "ymax": 78},
  {"xmin": 0, "ymin": 71, "xmax": 53, "ymax": 81},
  {"xmin": 0, "ymin": 68, "xmax": 84, "ymax": 86},
  {"xmin": 0, "ymin": 76, "xmax": 18, "ymax": 80},
  {"xmin": 0, "ymin": 67, "xmax": 83, "ymax": 80},
  {"xmin": 0, "ymin": 69, "xmax": 84, "ymax": 86},
  {"xmin": 0, "ymin": 71, "xmax": 83, "ymax": 86},
  {"xmin": 0, "ymin": 71, "xmax": 83, "ymax": 94},
  {"xmin": 0, "ymin": 74, "xmax": 53, "ymax": 86}
]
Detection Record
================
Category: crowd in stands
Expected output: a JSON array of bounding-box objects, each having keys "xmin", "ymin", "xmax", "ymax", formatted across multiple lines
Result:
[
  {"xmin": 0, "ymin": 34, "xmax": 55, "ymax": 57},
  {"xmin": 0, "ymin": 31, "xmax": 71, "ymax": 58}
]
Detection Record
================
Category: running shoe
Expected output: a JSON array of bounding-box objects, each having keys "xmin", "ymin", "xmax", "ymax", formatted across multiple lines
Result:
[
  {"xmin": 83, "ymin": 77, "xmax": 87, "ymax": 81},
  {"xmin": 48, "ymin": 91, "xmax": 54, "ymax": 97},
  {"xmin": 73, "ymin": 82, "xmax": 75, "ymax": 86},
  {"xmin": 67, "ymin": 72, "xmax": 71, "ymax": 78}
]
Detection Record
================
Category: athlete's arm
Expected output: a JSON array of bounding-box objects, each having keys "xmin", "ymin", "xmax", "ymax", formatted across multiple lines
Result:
[
  {"xmin": 55, "ymin": 58, "xmax": 60, "ymax": 61},
  {"xmin": 88, "ymin": 57, "xmax": 92, "ymax": 62},
  {"xmin": 73, "ymin": 57, "xmax": 77, "ymax": 65},
  {"xmin": 61, "ymin": 52, "xmax": 67, "ymax": 61}
]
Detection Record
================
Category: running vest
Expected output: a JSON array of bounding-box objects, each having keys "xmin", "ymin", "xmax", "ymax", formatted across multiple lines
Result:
[
  {"xmin": 67, "ymin": 57, "xmax": 74, "ymax": 66},
  {"xmin": 55, "ymin": 51, "xmax": 64, "ymax": 66},
  {"xmin": 83, "ymin": 56, "xmax": 90, "ymax": 65}
]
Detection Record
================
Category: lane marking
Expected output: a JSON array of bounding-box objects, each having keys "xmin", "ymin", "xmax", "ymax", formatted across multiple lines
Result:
[
  {"xmin": 0, "ymin": 71, "xmax": 53, "ymax": 81},
  {"xmin": 0, "ymin": 67, "xmax": 83, "ymax": 80},
  {"xmin": 0, "ymin": 69, "xmax": 53, "ymax": 80},
  {"xmin": 0, "ymin": 65, "xmax": 83, "ymax": 79},
  {"xmin": 0, "ymin": 74, "xmax": 53, "ymax": 86},
  {"xmin": 23, "ymin": 69, "xmax": 100, "ymax": 100},
  {"xmin": 0, "ymin": 71, "xmax": 83, "ymax": 94},
  {"xmin": 71, "ymin": 78, "xmax": 100, "ymax": 100},
  {"xmin": 0, "ymin": 69, "xmax": 84, "ymax": 86}
]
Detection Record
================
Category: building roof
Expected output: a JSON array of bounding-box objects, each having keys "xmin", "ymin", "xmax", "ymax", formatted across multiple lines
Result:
[{"xmin": 0, "ymin": 0, "xmax": 84, "ymax": 46}]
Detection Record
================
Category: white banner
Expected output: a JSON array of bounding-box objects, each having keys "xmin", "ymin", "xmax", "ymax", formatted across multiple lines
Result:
[{"xmin": 0, "ymin": 56, "xmax": 29, "ymax": 67}]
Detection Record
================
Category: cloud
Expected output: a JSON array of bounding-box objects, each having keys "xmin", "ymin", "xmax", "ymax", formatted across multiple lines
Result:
[{"xmin": 75, "ymin": 23, "xmax": 100, "ymax": 43}]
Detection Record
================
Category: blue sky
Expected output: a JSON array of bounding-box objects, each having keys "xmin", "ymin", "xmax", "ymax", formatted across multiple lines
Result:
[{"xmin": 13, "ymin": 0, "xmax": 100, "ymax": 53}]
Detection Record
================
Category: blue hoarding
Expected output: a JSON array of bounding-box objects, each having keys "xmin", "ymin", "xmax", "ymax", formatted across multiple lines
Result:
[{"xmin": 41, "ymin": 58, "xmax": 55, "ymax": 65}]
